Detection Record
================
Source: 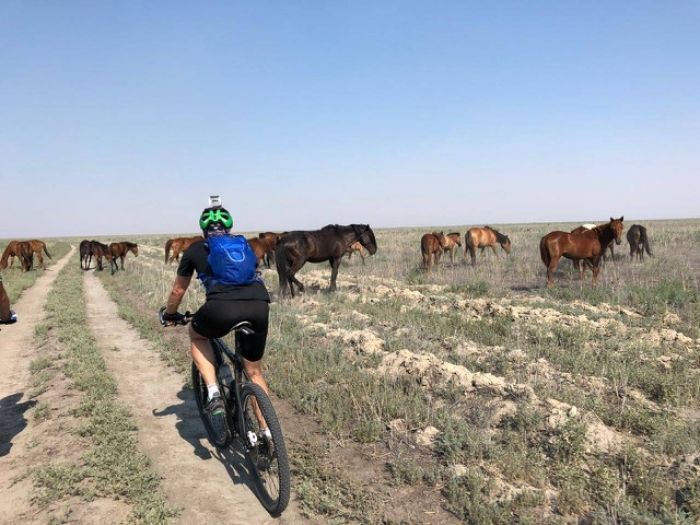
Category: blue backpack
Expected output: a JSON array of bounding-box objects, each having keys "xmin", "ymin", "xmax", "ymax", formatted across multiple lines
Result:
[{"xmin": 199, "ymin": 234, "xmax": 258, "ymax": 290}]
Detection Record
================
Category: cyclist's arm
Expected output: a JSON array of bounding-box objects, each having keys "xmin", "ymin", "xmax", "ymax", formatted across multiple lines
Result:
[
  {"xmin": 0, "ymin": 278, "xmax": 11, "ymax": 322},
  {"xmin": 166, "ymin": 275, "xmax": 191, "ymax": 315}
]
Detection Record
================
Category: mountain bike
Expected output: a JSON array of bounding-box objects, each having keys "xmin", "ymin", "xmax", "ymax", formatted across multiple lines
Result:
[{"xmin": 159, "ymin": 308, "xmax": 290, "ymax": 516}]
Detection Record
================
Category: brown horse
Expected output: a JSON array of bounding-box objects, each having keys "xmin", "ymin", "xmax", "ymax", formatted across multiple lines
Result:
[
  {"xmin": 88, "ymin": 241, "xmax": 114, "ymax": 273},
  {"xmin": 258, "ymin": 232, "xmax": 281, "ymax": 267},
  {"xmin": 465, "ymin": 226, "xmax": 512, "ymax": 266},
  {"xmin": 164, "ymin": 236, "xmax": 203, "ymax": 264},
  {"xmin": 1, "ymin": 240, "xmax": 48, "ymax": 271},
  {"xmin": 247, "ymin": 237, "xmax": 278, "ymax": 268},
  {"xmin": 421, "ymin": 232, "xmax": 446, "ymax": 271},
  {"xmin": 344, "ymin": 240, "xmax": 367, "ymax": 264},
  {"xmin": 540, "ymin": 217, "xmax": 624, "ymax": 288},
  {"xmin": 442, "ymin": 233, "xmax": 462, "ymax": 265},
  {"xmin": 109, "ymin": 242, "xmax": 139, "ymax": 272},
  {"xmin": 571, "ymin": 224, "xmax": 615, "ymax": 259}
]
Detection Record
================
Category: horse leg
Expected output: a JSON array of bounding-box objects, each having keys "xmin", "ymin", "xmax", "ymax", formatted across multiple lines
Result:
[
  {"xmin": 591, "ymin": 257, "xmax": 602, "ymax": 286},
  {"xmin": 491, "ymin": 245, "xmax": 498, "ymax": 257},
  {"xmin": 547, "ymin": 255, "xmax": 561, "ymax": 288},
  {"xmin": 328, "ymin": 257, "xmax": 341, "ymax": 292},
  {"xmin": 120, "ymin": 255, "xmax": 125, "ymax": 270}
]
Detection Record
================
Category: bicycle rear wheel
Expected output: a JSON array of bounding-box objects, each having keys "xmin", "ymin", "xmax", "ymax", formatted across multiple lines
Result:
[
  {"xmin": 191, "ymin": 362, "xmax": 231, "ymax": 448},
  {"xmin": 240, "ymin": 383, "xmax": 291, "ymax": 516}
]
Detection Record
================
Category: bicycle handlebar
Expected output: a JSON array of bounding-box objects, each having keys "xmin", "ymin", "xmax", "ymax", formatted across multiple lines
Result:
[{"xmin": 158, "ymin": 306, "xmax": 192, "ymax": 327}]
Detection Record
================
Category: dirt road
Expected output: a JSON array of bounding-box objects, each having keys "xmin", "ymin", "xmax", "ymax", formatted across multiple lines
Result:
[
  {"xmin": 82, "ymin": 271, "xmax": 308, "ymax": 525},
  {"xmin": 0, "ymin": 248, "xmax": 75, "ymax": 523}
]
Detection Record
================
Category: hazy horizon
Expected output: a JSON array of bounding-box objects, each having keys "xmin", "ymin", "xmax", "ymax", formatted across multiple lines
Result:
[{"xmin": 2, "ymin": 2, "xmax": 698, "ymax": 238}]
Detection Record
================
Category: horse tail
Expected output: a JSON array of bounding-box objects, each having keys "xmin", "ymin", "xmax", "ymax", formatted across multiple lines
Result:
[
  {"xmin": 641, "ymin": 228, "xmax": 652, "ymax": 256},
  {"xmin": 43, "ymin": 243, "xmax": 52, "ymax": 260},
  {"xmin": 465, "ymin": 230, "xmax": 476, "ymax": 260},
  {"xmin": 539, "ymin": 236, "xmax": 551, "ymax": 267},
  {"xmin": 275, "ymin": 243, "xmax": 290, "ymax": 295},
  {"xmin": 164, "ymin": 239, "xmax": 173, "ymax": 263}
]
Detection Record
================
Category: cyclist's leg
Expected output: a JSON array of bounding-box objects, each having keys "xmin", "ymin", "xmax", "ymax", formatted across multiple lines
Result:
[
  {"xmin": 189, "ymin": 323, "xmax": 217, "ymax": 386},
  {"xmin": 0, "ymin": 279, "xmax": 11, "ymax": 321},
  {"xmin": 239, "ymin": 301, "xmax": 271, "ymax": 428}
]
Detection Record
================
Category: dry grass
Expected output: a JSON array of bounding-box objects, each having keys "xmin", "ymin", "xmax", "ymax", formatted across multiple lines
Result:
[{"xmin": 95, "ymin": 220, "xmax": 700, "ymax": 523}]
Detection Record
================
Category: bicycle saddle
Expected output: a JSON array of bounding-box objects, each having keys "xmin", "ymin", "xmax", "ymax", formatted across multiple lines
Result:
[{"xmin": 232, "ymin": 321, "xmax": 255, "ymax": 335}]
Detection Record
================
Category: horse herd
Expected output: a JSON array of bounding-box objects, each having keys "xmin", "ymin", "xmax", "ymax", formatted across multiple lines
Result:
[
  {"xmin": 79, "ymin": 240, "xmax": 139, "ymax": 274},
  {"xmin": 1, "ymin": 220, "xmax": 652, "ymax": 294}
]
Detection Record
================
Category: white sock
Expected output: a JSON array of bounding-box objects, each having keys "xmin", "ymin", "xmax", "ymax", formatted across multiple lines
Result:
[
  {"xmin": 206, "ymin": 384, "xmax": 220, "ymax": 401},
  {"xmin": 262, "ymin": 428, "xmax": 272, "ymax": 439}
]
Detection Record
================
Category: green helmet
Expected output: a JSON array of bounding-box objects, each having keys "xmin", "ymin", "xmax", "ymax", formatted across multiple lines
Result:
[{"xmin": 199, "ymin": 207, "xmax": 233, "ymax": 230}]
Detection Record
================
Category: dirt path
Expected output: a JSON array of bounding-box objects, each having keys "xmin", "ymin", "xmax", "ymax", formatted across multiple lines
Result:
[
  {"xmin": 82, "ymin": 271, "xmax": 309, "ymax": 525},
  {"xmin": 0, "ymin": 247, "xmax": 76, "ymax": 523}
]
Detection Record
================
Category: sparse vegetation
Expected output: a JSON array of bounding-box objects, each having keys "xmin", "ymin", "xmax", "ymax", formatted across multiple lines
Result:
[{"xmin": 93, "ymin": 220, "xmax": 699, "ymax": 523}]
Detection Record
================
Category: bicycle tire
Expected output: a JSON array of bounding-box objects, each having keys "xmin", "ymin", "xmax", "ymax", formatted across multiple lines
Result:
[
  {"xmin": 240, "ymin": 383, "xmax": 291, "ymax": 516},
  {"xmin": 191, "ymin": 362, "xmax": 231, "ymax": 448}
]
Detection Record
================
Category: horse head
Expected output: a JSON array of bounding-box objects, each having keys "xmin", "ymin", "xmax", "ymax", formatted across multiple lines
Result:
[
  {"xmin": 130, "ymin": 244, "xmax": 139, "ymax": 257},
  {"xmin": 610, "ymin": 216, "xmax": 624, "ymax": 245},
  {"xmin": 352, "ymin": 224, "xmax": 377, "ymax": 255},
  {"xmin": 501, "ymin": 236, "xmax": 512, "ymax": 254}
]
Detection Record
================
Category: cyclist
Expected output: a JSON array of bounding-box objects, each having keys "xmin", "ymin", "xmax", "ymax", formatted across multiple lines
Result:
[
  {"xmin": 0, "ymin": 273, "xmax": 18, "ymax": 324},
  {"xmin": 161, "ymin": 205, "xmax": 271, "ymax": 446}
]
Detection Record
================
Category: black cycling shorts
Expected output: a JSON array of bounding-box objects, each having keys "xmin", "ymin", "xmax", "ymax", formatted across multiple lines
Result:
[{"xmin": 191, "ymin": 299, "xmax": 269, "ymax": 362}]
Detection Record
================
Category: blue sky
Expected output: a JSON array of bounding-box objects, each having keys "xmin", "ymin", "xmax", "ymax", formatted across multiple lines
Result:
[{"xmin": 1, "ymin": 1, "xmax": 698, "ymax": 237}]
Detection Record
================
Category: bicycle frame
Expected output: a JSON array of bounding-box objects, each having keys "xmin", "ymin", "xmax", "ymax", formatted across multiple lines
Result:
[{"xmin": 210, "ymin": 335, "xmax": 253, "ymax": 451}]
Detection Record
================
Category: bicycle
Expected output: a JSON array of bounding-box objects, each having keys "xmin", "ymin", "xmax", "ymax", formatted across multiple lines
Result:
[{"xmin": 159, "ymin": 308, "xmax": 291, "ymax": 516}]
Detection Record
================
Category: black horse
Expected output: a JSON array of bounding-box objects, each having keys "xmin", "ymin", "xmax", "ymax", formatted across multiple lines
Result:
[
  {"xmin": 627, "ymin": 224, "xmax": 652, "ymax": 260},
  {"xmin": 79, "ymin": 240, "xmax": 94, "ymax": 270},
  {"xmin": 275, "ymin": 224, "xmax": 377, "ymax": 297}
]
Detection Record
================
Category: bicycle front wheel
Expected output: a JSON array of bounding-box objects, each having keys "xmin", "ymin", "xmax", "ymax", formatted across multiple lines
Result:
[{"xmin": 240, "ymin": 383, "xmax": 291, "ymax": 516}]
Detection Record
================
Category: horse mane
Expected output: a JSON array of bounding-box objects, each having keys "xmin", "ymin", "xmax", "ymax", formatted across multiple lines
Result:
[{"xmin": 484, "ymin": 226, "xmax": 509, "ymax": 243}]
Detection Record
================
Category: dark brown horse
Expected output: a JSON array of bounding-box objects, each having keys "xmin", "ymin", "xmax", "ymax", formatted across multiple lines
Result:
[
  {"xmin": 465, "ymin": 226, "xmax": 512, "ymax": 266},
  {"xmin": 109, "ymin": 242, "xmax": 139, "ymax": 272},
  {"xmin": 540, "ymin": 217, "xmax": 624, "ymax": 287},
  {"xmin": 164, "ymin": 236, "xmax": 203, "ymax": 264},
  {"xmin": 275, "ymin": 224, "xmax": 377, "ymax": 297},
  {"xmin": 80, "ymin": 239, "xmax": 95, "ymax": 270},
  {"xmin": 421, "ymin": 232, "xmax": 446, "ymax": 271},
  {"xmin": 80, "ymin": 240, "xmax": 114, "ymax": 273},
  {"xmin": 627, "ymin": 224, "xmax": 652, "ymax": 261},
  {"xmin": 442, "ymin": 232, "xmax": 462, "ymax": 265}
]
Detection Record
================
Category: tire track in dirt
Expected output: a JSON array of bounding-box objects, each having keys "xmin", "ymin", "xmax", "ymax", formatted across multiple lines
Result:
[
  {"xmin": 0, "ymin": 247, "xmax": 75, "ymax": 523},
  {"xmin": 82, "ymin": 272, "xmax": 308, "ymax": 525}
]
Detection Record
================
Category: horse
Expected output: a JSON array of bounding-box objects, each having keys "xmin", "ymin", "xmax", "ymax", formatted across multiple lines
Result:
[
  {"xmin": 464, "ymin": 226, "xmax": 512, "ymax": 266},
  {"xmin": 1, "ymin": 240, "xmax": 44, "ymax": 271},
  {"xmin": 90, "ymin": 241, "xmax": 114, "ymax": 273},
  {"xmin": 258, "ymin": 232, "xmax": 281, "ymax": 267},
  {"xmin": 540, "ymin": 217, "xmax": 624, "ymax": 288},
  {"xmin": 275, "ymin": 224, "xmax": 377, "ymax": 297},
  {"xmin": 79, "ymin": 240, "xmax": 95, "ymax": 270},
  {"xmin": 164, "ymin": 236, "xmax": 203, "ymax": 264},
  {"xmin": 109, "ymin": 242, "xmax": 139, "ymax": 272},
  {"xmin": 344, "ymin": 241, "xmax": 367, "ymax": 265},
  {"xmin": 571, "ymin": 224, "xmax": 615, "ymax": 259},
  {"xmin": 421, "ymin": 232, "xmax": 446, "ymax": 271},
  {"xmin": 247, "ymin": 237, "xmax": 278, "ymax": 268},
  {"xmin": 627, "ymin": 224, "xmax": 652, "ymax": 261},
  {"xmin": 442, "ymin": 232, "xmax": 462, "ymax": 265}
]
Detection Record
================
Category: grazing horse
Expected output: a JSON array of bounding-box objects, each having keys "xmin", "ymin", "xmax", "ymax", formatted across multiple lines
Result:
[
  {"xmin": 540, "ymin": 217, "xmax": 624, "ymax": 288},
  {"xmin": 164, "ymin": 236, "xmax": 203, "ymax": 264},
  {"xmin": 247, "ymin": 237, "xmax": 279, "ymax": 268},
  {"xmin": 627, "ymin": 224, "xmax": 652, "ymax": 261},
  {"xmin": 465, "ymin": 226, "xmax": 512, "ymax": 266},
  {"xmin": 344, "ymin": 241, "xmax": 367, "ymax": 264},
  {"xmin": 1, "ymin": 240, "xmax": 47, "ymax": 271},
  {"xmin": 571, "ymin": 224, "xmax": 615, "ymax": 259},
  {"xmin": 109, "ymin": 242, "xmax": 139, "ymax": 272},
  {"xmin": 421, "ymin": 232, "xmax": 446, "ymax": 271},
  {"xmin": 258, "ymin": 232, "xmax": 281, "ymax": 267},
  {"xmin": 442, "ymin": 233, "xmax": 462, "ymax": 265},
  {"xmin": 276, "ymin": 224, "xmax": 377, "ymax": 297}
]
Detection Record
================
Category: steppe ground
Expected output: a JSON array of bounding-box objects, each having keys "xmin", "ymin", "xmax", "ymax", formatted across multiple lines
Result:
[{"xmin": 1, "ymin": 219, "xmax": 698, "ymax": 524}]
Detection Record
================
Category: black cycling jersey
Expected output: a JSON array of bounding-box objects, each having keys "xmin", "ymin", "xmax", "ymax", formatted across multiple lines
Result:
[{"xmin": 177, "ymin": 239, "xmax": 270, "ymax": 302}]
